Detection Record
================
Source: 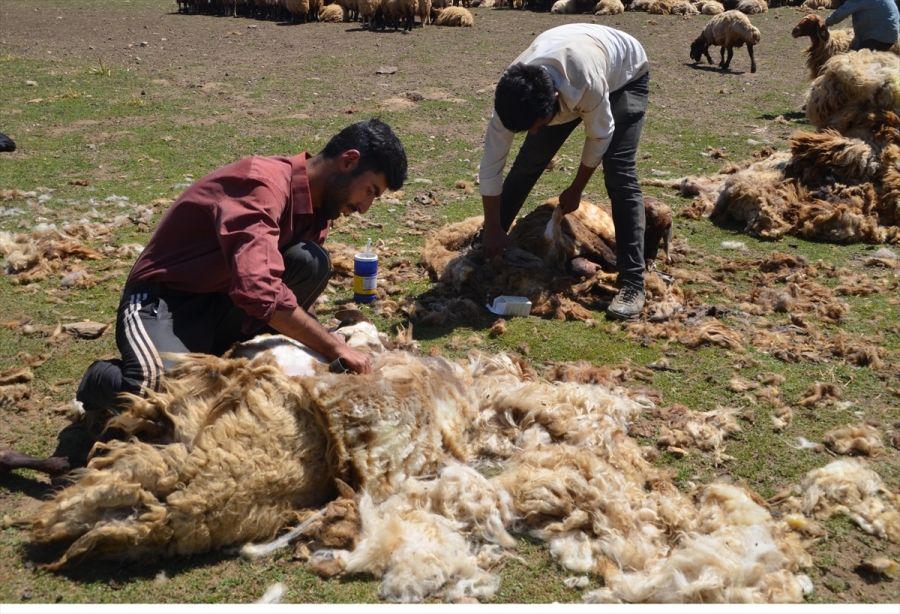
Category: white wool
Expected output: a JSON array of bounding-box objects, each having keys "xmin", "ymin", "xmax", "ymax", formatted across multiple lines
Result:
[
  {"xmin": 799, "ymin": 458, "xmax": 900, "ymax": 541},
  {"xmin": 698, "ymin": 483, "xmax": 771, "ymax": 530},
  {"xmin": 565, "ymin": 576, "xmax": 591, "ymax": 588},
  {"xmin": 340, "ymin": 493, "xmax": 500, "ymax": 603},
  {"xmin": 792, "ymin": 437, "xmax": 822, "ymax": 451},
  {"xmin": 405, "ymin": 463, "xmax": 516, "ymax": 547},
  {"xmin": 256, "ymin": 582, "xmax": 287, "ymax": 604},
  {"xmin": 548, "ymin": 531, "xmax": 594, "ymax": 572},
  {"xmin": 602, "ymin": 525, "xmax": 810, "ymax": 603},
  {"xmin": 872, "ymin": 247, "xmax": 898, "ymax": 259},
  {"xmin": 722, "ymin": 240, "xmax": 747, "ymax": 251},
  {"xmin": 241, "ymin": 508, "xmax": 326, "ymax": 559}
]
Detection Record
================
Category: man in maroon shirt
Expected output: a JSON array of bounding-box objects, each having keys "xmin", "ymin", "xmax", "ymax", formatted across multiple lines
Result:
[{"xmin": 76, "ymin": 118, "xmax": 407, "ymax": 419}]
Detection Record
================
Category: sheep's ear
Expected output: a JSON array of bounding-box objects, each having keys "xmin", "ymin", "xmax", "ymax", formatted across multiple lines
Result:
[{"xmin": 817, "ymin": 25, "xmax": 829, "ymax": 42}]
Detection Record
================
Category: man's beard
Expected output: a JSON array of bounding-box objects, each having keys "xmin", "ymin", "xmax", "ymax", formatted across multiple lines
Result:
[{"xmin": 321, "ymin": 169, "xmax": 356, "ymax": 220}]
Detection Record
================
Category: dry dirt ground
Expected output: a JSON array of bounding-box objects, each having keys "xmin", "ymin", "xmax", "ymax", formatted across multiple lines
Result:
[{"xmin": 1, "ymin": 1, "xmax": 898, "ymax": 605}]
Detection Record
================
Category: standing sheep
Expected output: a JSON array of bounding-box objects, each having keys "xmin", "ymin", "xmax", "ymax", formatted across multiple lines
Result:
[
  {"xmin": 690, "ymin": 10, "xmax": 761, "ymax": 73},
  {"xmin": 358, "ymin": 0, "xmax": 381, "ymax": 27},
  {"xmin": 417, "ymin": 0, "xmax": 432, "ymax": 25}
]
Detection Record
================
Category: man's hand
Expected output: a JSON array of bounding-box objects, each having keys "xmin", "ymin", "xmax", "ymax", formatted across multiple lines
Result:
[
  {"xmin": 558, "ymin": 185, "xmax": 583, "ymax": 214},
  {"xmin": 482, "ymin": 224, "xmax": 510, "ymax": 258},
  {"xmin": 559, "ymin": 164, "xmax": 598, "ymax": 214},
  {"xmin": 335, "ymin": 345, "xmax": 372, "ymax": 375}
]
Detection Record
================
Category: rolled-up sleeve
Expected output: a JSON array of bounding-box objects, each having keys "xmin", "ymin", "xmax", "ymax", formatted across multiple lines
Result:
[
  {"xmin": 479, "ymin": 112, "xmax": 517, "ymax": 197},
  {"xmin": 214, "ymin": 180, "xmax": 298, "ymax": 328}
]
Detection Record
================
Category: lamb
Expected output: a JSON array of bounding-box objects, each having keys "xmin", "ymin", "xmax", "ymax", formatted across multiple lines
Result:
[
  {"xmin": 433, "ymin": 5, "xmax": 473, "ymax": 25},
  {"xmin": 594, "ymin": 0, "xmax": 624, "ymax": 13},
  {"xmin": 690, "ymin": 10, "xmax": 761, "ymax": 73},
  {"xmin": 700, "ymin": 1, "xmax": 725, "ymax": 14}
]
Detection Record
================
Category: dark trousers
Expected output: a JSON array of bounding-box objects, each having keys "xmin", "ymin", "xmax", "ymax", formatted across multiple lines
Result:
[
  {"xmin": 76, "ymin": 241, "xmax": 333, "ymax": 411},
  {"xmin": 853, "ymin": 39, "xmax": 895, "ymax": 52},
  {"xmin": 499, "ymin": 71, "xmax": 650, "ymax": 291}
]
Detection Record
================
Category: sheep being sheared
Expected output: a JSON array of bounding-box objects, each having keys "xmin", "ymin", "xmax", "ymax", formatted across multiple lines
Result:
[
  {"xmin": 27, "ymin": 326, "xmax": 481, "ymax": 571},
  {"xmin": 419, "ymin": 197, "xmax": 675, "ymax": 321},
  {"xmin": 690, "ymin": 10, "xmax": 761, "ymax": 73},
  {"xmin": 21, "ymin": 322, "xmax": 842, "ymax": 603}
]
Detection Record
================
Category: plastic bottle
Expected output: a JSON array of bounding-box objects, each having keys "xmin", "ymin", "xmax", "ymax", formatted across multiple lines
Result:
[{"xmin": 353, "ymin": 238, "xmax": 378, "ymax": 304}]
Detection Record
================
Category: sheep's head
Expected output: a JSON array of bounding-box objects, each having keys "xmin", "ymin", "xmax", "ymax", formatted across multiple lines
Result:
[
  {"xmin": 689, "ymin": 38, "xmax": 707, "ymax": 64},
  {"xmin": 792, "ymin": 14, "xmax": 828, "ymax": 42}
]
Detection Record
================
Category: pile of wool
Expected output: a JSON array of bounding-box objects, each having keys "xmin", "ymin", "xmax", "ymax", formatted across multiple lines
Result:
[
  {"xmin": 418, "ymin": 197, "xmax": 678, "ymax": 322},
  {"xmin": 643, "ymin": 52, "xmax": 900, "ymax": 245},
  {"xmin": 778, "ymin": 458, "xmax": 900, "ymax": 543},
  {"xmin": 27, "ymin": 332, "xmax": 823, "ymax": 604},
  {"xmin": 0, "ymin": 225, "xmax": 104, "ymax": 284}
]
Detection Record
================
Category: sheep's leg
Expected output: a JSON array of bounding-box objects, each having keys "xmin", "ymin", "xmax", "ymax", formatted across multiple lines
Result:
[
  {"xmin": 722, "ymin": 46, "xmax": 734, "ymax": 71},
  {"xmin": 747, "ymin": 44, "xmax": 756, "ymax": 73},
  {"xmin": 0, "ymin": 447, "xmax": 70, "ymax": 476},
  {"xmin": 704, "ymin": 47, "xmax": 713, "ymax": 65}
]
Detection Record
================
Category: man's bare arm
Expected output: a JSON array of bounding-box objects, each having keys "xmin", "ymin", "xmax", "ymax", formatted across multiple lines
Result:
[{"xmin": 269, "ymin": 307, "xmax": 372, "ymax": 374}]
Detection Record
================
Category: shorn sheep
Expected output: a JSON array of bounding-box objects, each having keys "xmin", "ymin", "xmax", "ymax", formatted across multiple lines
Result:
[{"xmin": 690, "ymin": 10, "xmax": 761, "ymax": 73}]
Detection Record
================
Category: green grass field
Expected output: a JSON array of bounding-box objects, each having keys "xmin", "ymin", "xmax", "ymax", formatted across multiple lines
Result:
[{"xmin": 0, "ymin": 0, "xmax": 898, "ymax": 605}]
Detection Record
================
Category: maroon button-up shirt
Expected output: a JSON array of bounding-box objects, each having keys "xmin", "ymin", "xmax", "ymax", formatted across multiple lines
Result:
[{"xmin": 127, "ymin": 153, "xmax": 330, "ymax": 329}]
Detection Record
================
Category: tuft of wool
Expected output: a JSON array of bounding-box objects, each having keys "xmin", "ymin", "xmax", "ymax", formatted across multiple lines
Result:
[
  {"xmin": 822, "ymin": 424, "xmax": 884, "ymax": 457},
  {"xmin": 797, "ymin": 459, "xmax": 900, "ymax": 542}
]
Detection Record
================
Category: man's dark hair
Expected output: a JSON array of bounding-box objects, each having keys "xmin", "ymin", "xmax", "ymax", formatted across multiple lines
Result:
[
  {"xmin": 494, "ymin": 63, "xmax": 557, "ymax": 133},
  {"xmin": 320, "ymin": 118, "xmax": 408, "ymax": 191}
]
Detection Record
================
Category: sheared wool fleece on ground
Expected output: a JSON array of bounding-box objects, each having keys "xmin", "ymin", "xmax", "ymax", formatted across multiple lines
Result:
[{"xmin": 29, "ymin": 328, "xmax": 861, "ymax": 603}]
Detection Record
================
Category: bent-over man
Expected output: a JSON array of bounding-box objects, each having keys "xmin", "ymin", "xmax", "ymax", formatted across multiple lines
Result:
[{"xmin": 479, "ymin": 24, "xmax": 651, "ymax": 320}]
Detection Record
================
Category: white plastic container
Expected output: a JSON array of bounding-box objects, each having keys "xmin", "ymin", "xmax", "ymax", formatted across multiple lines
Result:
[{"xmin": 486, "ymin": 296, "xmax": 532, "ymax": 317}]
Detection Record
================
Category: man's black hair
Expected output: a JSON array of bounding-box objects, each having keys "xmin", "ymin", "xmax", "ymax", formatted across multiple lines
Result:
[
  {"xmin": 494, "ymin": 63, "xmax": 557, "ymax": 133},
  {"xmin": 320, "ymin": 118, "xmax": 408, "ymax": 191}
]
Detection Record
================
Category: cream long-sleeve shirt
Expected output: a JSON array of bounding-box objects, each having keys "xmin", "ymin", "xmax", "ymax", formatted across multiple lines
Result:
[{"xmin": 479, "ymin": 24, "xmax": 649, "ymax": 197}]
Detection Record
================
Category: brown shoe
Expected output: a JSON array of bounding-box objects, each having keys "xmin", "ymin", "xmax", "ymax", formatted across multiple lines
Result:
[{"xmin": 607, "ymin": 286, "xmax": 645, "ymax": 320}]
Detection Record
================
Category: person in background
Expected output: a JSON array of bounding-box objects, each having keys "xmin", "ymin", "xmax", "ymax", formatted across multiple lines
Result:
[{"xmin": 825, "ymin": 0, "xmax": 900, "ymax": 51}]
